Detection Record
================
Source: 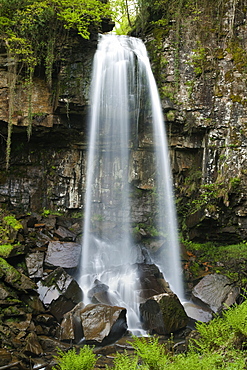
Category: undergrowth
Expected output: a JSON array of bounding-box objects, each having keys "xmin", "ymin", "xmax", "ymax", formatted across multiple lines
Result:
[
  {"xmin": 52, "ymin": 347, "xmax": 97, "ymax": 370},
  {"xmin": 52, "ymin": 300, "xmax": 247, "ymax": 369},
  {"xmin": 183, "ymin": 240, "xmax": 247, "ymax": 286}
]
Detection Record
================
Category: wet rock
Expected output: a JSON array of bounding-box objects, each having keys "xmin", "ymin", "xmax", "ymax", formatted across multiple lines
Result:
[
  {"xmin": 45, "ymin": 241, "xmax": 81, "ymax": 268},
  {"xmin": 137, "ymin": 263, "xmax": 171, "ymax": 300},
  {"xmin": 21, "ymin": 295, "xmax": 45, "ymax": 314},
  {"xmin": 80, "ymin": 304, "xmax": 127, "ymax": 345},
  {"xmin": 5, "ymin": 313, "xmax": 33, "ymax": 333},
  {"xmin": 35, "ymin": 230, "xmax": 52, "ymax": 248},
  {"xmin": 192, "ymin": 274, "xmax": 239, "ymax": 313},
  {"xmin": 0, "ymin": 348, "xmax": 12, "ymax": 366},
  {"xmin": 59, "ymin": 301, "xmax": 85, "ymax": 342},
  {"xmin": 23, "ymin": 331, "xmax": 44, "ymax": 355},
  {"xmin": 36, "ymin": 314, "xmax": 57, "ymax": 327},
  {"xmin": 0, "ymin": 282, "xmax": 17, "ymax": 300},
  {"xmin": 39, "ymin": 335, "xmax": 71, "ymax": 352},
  {"xmin": 41, "ymin": 216, "xmax": 57, "ymax": 230},
  {"xmin": 37, "ymin": 267, "xmax": 83, "ymax": 321},
  {"xmin": 88, "ymin": 279, "xmax": 113, "ymax": 304},
  {"xmin": 13, "ymin": 273, "xmax": 37, "ymax": 292},
  {"xmin": 140, "ymin": 292, "xmax": 188, "ymax": 335},
  {"xmin": 26, "ymin": 252, "xmax": 44, "ymax": 278},
  {"xmin": 0, "ymin": 257, "xmax": 36, "ymax": 292},
  {"xmin": 183, "ymin": 301, "xmax": 212, "ymax": 323},
  {"xmin": 26, "ymin": 215, "xmax": 40, "ymax": 228},
  {"xmin": 54, "ymin": 226, "xmax": 77, "ymax": 241}
]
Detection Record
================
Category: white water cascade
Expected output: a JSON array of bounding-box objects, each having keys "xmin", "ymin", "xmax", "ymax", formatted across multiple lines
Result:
[{"xmin": 78, "ymin": 34, "xmax": 184, "ymax": 332}]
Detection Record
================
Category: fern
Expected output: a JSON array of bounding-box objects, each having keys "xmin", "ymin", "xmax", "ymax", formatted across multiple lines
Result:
[
  {"xmin": 130, "ymin": 336, "xmax": 168, "ymax": 369},
  {"xmin": 108, "ymin": 351, "xmax": 149, "ymax": 370},
  {"xmin": 52, "ymin": 347, "xmax": 96, "ymax": 370}
]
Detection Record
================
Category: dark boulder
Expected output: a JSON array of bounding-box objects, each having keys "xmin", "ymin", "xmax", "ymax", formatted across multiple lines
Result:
[
  {"xmin": 26, "ymin": 252, "xmax": 44, "ymax": 278},
  {"xmin": 140, "ymin": 292, "xmax": 188, "ymax": 335},
  {"xmin": 0, "ymin": 349, "xmax": 12, "ymax": 366},
  {"xmin": 0, "ymin": 257, "xmax": 36, "ymax": 292},
  {"xmin": 88, "ymin": 279, "xmax": 113, "ymax": 305},
  {"xmin": 54, "ymin": 226, "xmax": 77, "ymax": 241},
  {"xmin": 137, "ymin": 263, "xmax": 172, "ymax": 300},
  {"xmin": 23, "ymin": 331, "xmax": 44, "ymax": 356},
  {"xmin": 59, "ymin": 301, "xmax": 85, "ymax": 343},
  {"xmin": 37, "ymin": 267, "xmax": 83, "ymax": 321}
]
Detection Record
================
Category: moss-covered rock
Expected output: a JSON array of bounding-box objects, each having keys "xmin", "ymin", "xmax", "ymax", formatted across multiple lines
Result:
[{"xmin": 140, "ymin": 292, "xmax": 188, "ymax": 334}]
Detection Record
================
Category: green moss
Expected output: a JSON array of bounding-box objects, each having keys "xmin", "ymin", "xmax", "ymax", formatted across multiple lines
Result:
[
  {"xmin": 2, "ymin": 306, "xmax": 23, "ymax": 316},
  {"xmin": 225, "ymin": 70, "xmax": 234, "ymax": 83},
  {"xmin": 226, "ymin": 41, "xmax": 247, "ymax": 72},
  {"xmin": 214, "ymin": 48, "xmax": 225, "ymax": 59},
  {"xmin": 0, "ymin": 244, "xmax": 14, "ymax": 258},
  {"xmin": 184, "ymin": 240, "xmax": 247, "ymax": 285},
  {"xmin": 3, "ymin": 215, "xmax": 23, "ymax": 231},
  {"xmin": 0, "ymin": 257, "xmax": 21, "ymax": 283},
  {"xmin": 166, "ymin": 110, "xmax": 175, "ymax": 121},
  {"xmin": 41, "ymin": 207, "xmax": 63, "ymax": 217},
  {"xmin": 230, "ymin": 94, "xmax": 243, "ymax": 104}
]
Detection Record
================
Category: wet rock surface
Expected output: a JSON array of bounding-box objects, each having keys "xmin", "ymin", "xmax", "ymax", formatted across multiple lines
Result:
[
  {"xmin": 192, "ymin": 273, "xmax": 239, "ymax": 313},
  {"xmin": 45, "ymin": 241, "xmax": 81, "ymax": 268},
  {"xmin": 80, "ymin": 304, "xmax": 128, "ymax": 345}
]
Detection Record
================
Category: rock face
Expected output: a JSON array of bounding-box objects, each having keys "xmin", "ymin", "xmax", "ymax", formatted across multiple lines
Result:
[
  {"xmin": 141, "ymin": 1, "xmax": 247, "ymax": 243},
  {"xmin": 192, "ymin": 273, "xmax": 239, "ymax": 313},
  {"xmin": 140, "ymin": 292, "xmax": 188, "ymax": 335}
]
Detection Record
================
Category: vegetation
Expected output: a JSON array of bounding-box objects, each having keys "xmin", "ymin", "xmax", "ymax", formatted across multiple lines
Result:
[
  {"xmin": 41, "ymin": 207, "xmax": 63, "ymax": 217},
  {"xmin": 52, "ymin": 347, "xmax": 97, "ymax": 370},
  {"xmin": 0, "ymin": 0, "xmax": 112, "ymax": 169},
  {"xmin": 53, "ymin": 306, "xmax": 247, "ymax": 368},
  {"xmin": 183, "ymin": 239, "xmax": 247, "ymax": 288}
]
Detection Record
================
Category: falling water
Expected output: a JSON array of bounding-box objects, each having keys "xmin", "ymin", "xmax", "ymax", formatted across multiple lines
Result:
[{"xmin": 78, "ymin": 34, "xmax": 184, "ymax": 332}]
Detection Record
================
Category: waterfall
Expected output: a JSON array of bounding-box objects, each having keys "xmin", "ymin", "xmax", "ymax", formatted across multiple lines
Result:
[{"xmin": 78, "ymin": 34, "xmax": 184, "ymax": 332}]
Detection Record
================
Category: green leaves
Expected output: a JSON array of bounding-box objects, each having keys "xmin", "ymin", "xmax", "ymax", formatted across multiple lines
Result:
[
  {"xmin": 0, "ymin": 0, "xmax": 113, "ymax": 58},
  {"xmin": 0, "ymin": 0, "xmax": 113, "ymax": 168},
  {"xmin": 52, "ymin": 347, "xmax": 97, "ymax": 370}
]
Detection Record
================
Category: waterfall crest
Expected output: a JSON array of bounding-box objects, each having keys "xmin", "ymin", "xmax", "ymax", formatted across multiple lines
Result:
[{"xmin": 78, "ymin": 34, "xmax": 184, "ymax": 332}]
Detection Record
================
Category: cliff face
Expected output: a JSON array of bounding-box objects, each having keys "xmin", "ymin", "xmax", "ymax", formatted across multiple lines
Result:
[
  {"xmin": 143, "ymin": 0, "xmax": 247, "ymax": 243},
  {"xmin": 0, "ymin": 36, "xmax": 95, "ymax": 212},
  {"xmin": 0, "ymin": 1, "xmax": 247, "ymax": 243}
]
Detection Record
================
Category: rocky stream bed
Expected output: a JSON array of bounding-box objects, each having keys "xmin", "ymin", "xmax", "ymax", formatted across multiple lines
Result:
[{"xmin": 0, "ymin": 211, "xmax": 241, "ymax": 369}]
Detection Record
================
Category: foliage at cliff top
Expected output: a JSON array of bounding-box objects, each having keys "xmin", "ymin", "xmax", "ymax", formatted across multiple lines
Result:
[
  {"xmin": 0, "ymin": 0, "xmax": 112, "ymax": 65},
  {"xmin": 0, "ymin": 0, "xmax": 113, "ymax": 169}
]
